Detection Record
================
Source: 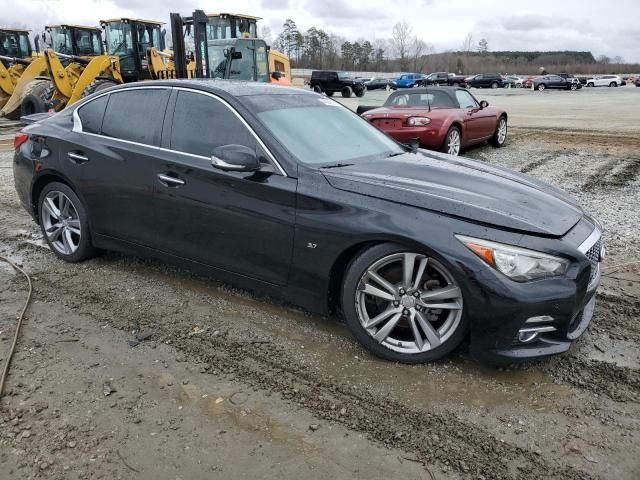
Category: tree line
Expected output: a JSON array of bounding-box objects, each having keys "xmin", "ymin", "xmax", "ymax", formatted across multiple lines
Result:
[{"xmin": 266, "ymin": 19, "xmax": 639, "ymax": 75}]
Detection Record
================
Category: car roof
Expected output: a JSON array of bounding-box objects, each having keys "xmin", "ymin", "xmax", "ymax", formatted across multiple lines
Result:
[
  {"xmin": 386, "ymin": 86, "xmax": 463, "ymax": 102},
  {"xmin": 99, "ymin": 79, "xmax": 313, "ymax": 98}
]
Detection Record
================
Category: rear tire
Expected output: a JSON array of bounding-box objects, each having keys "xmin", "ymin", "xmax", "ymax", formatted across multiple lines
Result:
[
  {"xmin": 38, "ymin": 182, "xmax": 95, "ymax": 263},
  {"xmin": 442, "ymin": 126, "xmax": 461, "ymax": 156},
  {"xmin": 587, "ymin": 82, "xmax": 594, "ymax": 87},
  {"xmin": 609, "ymin": 82, "xmax": 617, "ymax": 87},
  {"xmin": 537, "ymin": 83, "xmax": 546, "ymax": 91},
  {"xmin": 341, "ymin": 86, "xmax": 353, "ymax": 98},
  {"xmin": 355, "ymin": 88, "xmax": 365, "ymax": 98},
  {"xmin": 8, "ymin": 79, "xmax": 50, "ymax": 120},
  {"xmin": 490, "ymin": 116, "xmax": 508, "ymax": 147},
  {"xmin": 325, "ymin": 90, "xmax": 334, "ymax": 97},
  {"xmin": 491, "ymin": 82, "xmax": 499, "ymax": 89},
  {"xmin": 570, "ymin": 83, "xmax": 578, "ymax": 91},
  {"xmin": 312, "ymin": 85, "xmax": 322, "ymax": 94}
]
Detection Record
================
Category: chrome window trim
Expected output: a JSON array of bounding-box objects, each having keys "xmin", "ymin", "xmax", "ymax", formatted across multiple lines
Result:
[
  {"xmin": 71, "ymin": 84, "xmax": 287, "ymax": 177},
  {"xmin": 578, "ymin": 227, "xmax": 601, "ymax": 255}
]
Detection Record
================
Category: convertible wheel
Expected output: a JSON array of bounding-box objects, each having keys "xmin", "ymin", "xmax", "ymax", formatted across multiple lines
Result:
[
  {"xmin": 491, "ymin": 116, "xmax": 508, "ymax": 147},
  {"xmin": 443, "ymin": 126, "xmax": 461, "ymax": 156},
  {"xmin": 342, "ymin": 244, "xmax": 466, "ymax": 363},
  {"xmin": 39, "ymin": 182, "xmax": 95, "ymax": 262}
]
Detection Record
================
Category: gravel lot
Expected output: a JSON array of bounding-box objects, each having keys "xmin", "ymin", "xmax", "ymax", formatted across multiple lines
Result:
[{"xmin": 0, "ymin": 88, "xmax": 639, "ymax": 479}]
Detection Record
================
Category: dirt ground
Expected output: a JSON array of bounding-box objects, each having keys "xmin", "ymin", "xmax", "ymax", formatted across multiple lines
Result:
[{"xmin": 1, "ymin": 93, "xmax": 639, "ymax": 479}]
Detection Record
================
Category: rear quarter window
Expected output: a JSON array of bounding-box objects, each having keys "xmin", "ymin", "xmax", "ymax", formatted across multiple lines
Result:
[
  {"xmin": 77, "ymin": 95, "xmax": 109, "ymax": 134},
  {"xmin": 101, "ymin": 89, "xmax": 170, "ymax": 146}
]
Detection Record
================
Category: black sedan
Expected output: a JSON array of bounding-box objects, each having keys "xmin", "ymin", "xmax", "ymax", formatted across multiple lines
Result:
[
  {"xmin": 365, "ymin": 77, "xmax": 390, "ymax": 90},
  {"xmin": 534, "ymin": 75, "xmax": 582, "ymax": 91},
  {"xmin": 13, "ymin": 80, "xmax": 603, "ymax": 364}
]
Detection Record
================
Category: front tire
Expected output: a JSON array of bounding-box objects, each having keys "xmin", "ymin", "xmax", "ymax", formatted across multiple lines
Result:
[
  {"xmin": 491, "ymin": 116, "xmax": 508, "ymax": 147},
  {"xmin": 355, "ymin": 88, "xmax": 365, "ymax": 98},
  {"xmin": 491, "ymin": 82, "xmax": 499, "ymax": 89},
  {"xmin": 570, "ymin": 83, "xmax": 578, "ymax": 91},
  {"xmin": 537, "ymin": 83, "xmax": 546, "ymax": 91},
  {"xmin": 609, "ymin": 82, "xmax": 617, "ymax": 87},
  {"xmin": 587, "ymin": 82, "xmax": 594, "ymax": 87},
  {"xmin": 38, "ymin": 182, "xmax": 95, "ymax": 263},
  {"xmin": 341, "ymin": 243, "xmax": 467, "ymax": 363},
  {"xmin": 325, "ymin": 91, "xmax": 334, "ymax": 97},
  {"xmin": 312, "ymin": 85, "xmax": 322, "ymax": 94},
  {"xmin": 341, "ymin": 86, "xmax": 353, "ymax": 98},
  {"xmin": 442, "ymin": 126, "xmax": 461, "ymax": 156}
]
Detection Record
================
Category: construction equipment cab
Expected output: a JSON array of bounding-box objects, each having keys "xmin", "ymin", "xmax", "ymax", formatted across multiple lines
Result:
[
  {"xmin": 171, "ymin": 11, "xmax": 291, "ymax": 85},
  {"xmin": 101, "ymin": 18, "xmax": 166, "ymax": 82}
]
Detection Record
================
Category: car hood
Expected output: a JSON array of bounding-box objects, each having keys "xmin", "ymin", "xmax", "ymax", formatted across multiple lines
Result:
[{"xmin": 321, "ymin": 151, "xmax": 583, "ymax": 236}]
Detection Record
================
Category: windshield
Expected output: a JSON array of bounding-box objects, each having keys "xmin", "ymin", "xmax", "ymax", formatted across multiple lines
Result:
[
  {"xmin": 49, "ymin": 27, "xmax": 73, "ymax": 55},
  {"xmin": 105, "ymin": 22, "xmax": 132, "ymax": 56},
  {"xmin": 245, "ymin": 94, "xmax": 404, "ymax": 166},
  {"xmin": 337, "ymin": 71, "xmax": 351, "ymax": 80}
]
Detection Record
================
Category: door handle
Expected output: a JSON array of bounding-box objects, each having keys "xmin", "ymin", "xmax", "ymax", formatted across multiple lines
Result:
[
  {"xmin": 67, "ymin": 152, "xmax": 89, "ymax": 164},
  {"xmin": 157, "ymin": 173, "xmax": 185, "ymax": 187}
]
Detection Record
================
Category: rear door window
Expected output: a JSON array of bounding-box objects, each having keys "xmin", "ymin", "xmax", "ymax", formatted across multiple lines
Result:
[
  {"xmin": 77, "ymin": 95, "xmax": 109, "ymax": 134},
  {"xmin": 169, "ymin": 91, "xmax": 256, "ymax": 158},
  {"xmin": 101, "ymin": 89, "xmax": 170, "ymax": 146}
]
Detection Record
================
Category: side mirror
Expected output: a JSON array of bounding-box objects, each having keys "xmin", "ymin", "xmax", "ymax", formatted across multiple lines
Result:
[
  {"xmin": 211, "ymin": 145, "xmax": 260, "ymax": 172},
  {"xmin": 271, "ymin": 71, "xmax": 282, "ymax": 80},
  {"xmin": 479, "ymin": 100, "xmax": 489, "ymax": 109}
]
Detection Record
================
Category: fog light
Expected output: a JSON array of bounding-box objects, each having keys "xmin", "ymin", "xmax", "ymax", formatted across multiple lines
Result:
[
  {"xmin": 525, "ymin": 315, "xmax": 554, "ymax": 324},
  {"xmin": 517, "ymin": 325, "xmax": 557, "ymax": 344}
]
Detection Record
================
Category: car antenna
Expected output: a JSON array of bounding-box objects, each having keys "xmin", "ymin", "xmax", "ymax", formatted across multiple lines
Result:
[{"xmin": 427, "ymin": 89, "xmax": 431, "ymax": 112}]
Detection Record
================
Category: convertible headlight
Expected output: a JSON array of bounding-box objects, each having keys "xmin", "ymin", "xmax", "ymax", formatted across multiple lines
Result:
[{"xmin": 456, "ymin": 235, "xmax": 569, "ymax": 281}]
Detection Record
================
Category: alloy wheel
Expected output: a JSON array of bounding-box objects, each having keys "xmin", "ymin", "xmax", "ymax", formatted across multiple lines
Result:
[
  {"xmin": 41, "ymin": 191, "xmax": 82, "ymax": 255},
  {"xmin": 497, "ymin": 118, "xmax": 507, "ymax": 144},
  {"xmin": 355, "ymin": 253, "xmax": 463, "ymax": 354},
  {"xmin": 447, "ymin": 129, "xmax": 461, "ymax": 155}
]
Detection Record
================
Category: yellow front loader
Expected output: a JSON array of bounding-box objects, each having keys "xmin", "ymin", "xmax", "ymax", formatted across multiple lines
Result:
[
  {"xmin": 38, "ymin": 48, "xmax": 122, "ymax": 113},
  {"xmin": 0, "ymin": 28, "xmax": 48, "ymax": 116},
  {"xmin": 1, "ymin": 24, "xmax": 123, "ymax": 118}
]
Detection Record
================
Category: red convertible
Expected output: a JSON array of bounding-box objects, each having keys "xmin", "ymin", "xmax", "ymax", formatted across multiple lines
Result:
[{"xmin": 358, "ymin": 87, "xmax": 508, "ymax": 156}]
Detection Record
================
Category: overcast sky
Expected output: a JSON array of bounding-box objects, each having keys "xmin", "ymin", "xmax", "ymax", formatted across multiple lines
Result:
[{"xmin": 5, "ymin": 0, "xmax": 640, "ymax": 62}]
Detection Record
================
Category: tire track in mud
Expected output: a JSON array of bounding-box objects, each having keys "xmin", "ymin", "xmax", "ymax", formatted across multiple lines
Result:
[
  {"xmin": 520, "ymin": 153, "xmax": 555, "ymax": 174},
  {"xmin": 2, "ymin": 244, "xmax": 606, "ymax": 480},
  {"xmin": 582, "ymin": 157, "xmax": 640, "ymax": 192}
]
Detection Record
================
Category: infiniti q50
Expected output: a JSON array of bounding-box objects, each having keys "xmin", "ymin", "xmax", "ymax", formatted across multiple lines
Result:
[{"xmin": 13, "ymin": 80, "xmax": 603, "ymax": 363}]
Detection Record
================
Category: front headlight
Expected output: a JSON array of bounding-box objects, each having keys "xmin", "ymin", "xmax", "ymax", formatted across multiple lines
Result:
[{"xmin": 456, "ymin": 235, "xmax": 569, "ymax": 281}]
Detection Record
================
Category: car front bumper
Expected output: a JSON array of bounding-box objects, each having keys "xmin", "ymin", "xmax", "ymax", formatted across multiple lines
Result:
[{"xmin": 463, "ymin": 224, "xmax": 603, "ymax": 364}]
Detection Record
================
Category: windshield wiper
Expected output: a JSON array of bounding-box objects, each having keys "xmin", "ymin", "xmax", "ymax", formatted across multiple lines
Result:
[
  {"xmin": 387, "ymin": 151, "xmax": 406, "ymax": 158},
  {"xmin": 320, "ymin": 163, "xmax": 354, "ymax": 169}
]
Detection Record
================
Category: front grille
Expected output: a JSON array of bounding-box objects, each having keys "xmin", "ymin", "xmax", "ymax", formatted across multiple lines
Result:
[{"xmin": 585, "ymin": 238, "xmax": 601, "ymax": 286}]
